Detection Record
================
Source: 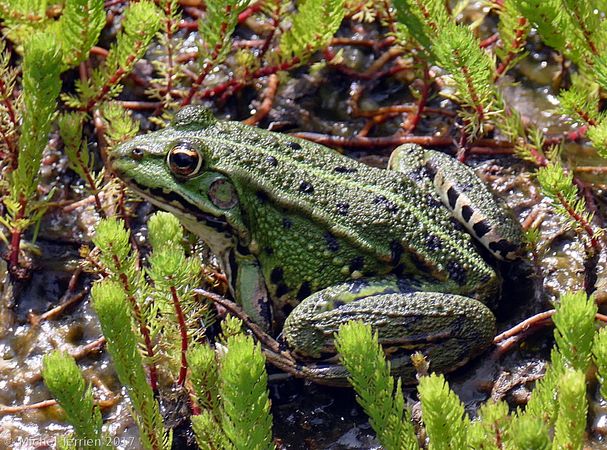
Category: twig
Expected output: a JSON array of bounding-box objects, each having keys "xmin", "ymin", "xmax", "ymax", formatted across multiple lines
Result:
[{"xmin": 243, "ymin": 74, "xmax": 279, "ymax": 125}]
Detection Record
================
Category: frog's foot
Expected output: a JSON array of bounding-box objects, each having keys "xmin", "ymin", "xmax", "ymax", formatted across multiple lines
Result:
[
  {"xmin": 388, "ymin": 144, "xmax": 523, "ymax": 261},
  {"xmin": 281, "ymin": 278, "xmax": 496, "ymax": 385}
]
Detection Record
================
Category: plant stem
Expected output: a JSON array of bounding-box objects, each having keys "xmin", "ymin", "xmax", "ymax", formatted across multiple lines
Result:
[
  {"xmin": 170, "ymin": 285, "xmax": 189, "ymax": 386},
  {"xmin": 8, "ymin": 194, "xmax": 26, "ymax": 274}
]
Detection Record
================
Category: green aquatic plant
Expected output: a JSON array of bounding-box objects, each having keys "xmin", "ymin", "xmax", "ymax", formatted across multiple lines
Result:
[
  {"xmin": 42, "ymin": 351, "xmax": 111, "ymax": 450},
  {"xmin": 0, "ymin": 33, "xmax": 61, "ymax": 276},
  {"xmin": 63, "ymin": 1, "xmax": 161, "ymax": 111},
  {"xmin": 81, "ymin": 214, "xmax": 274, "ymax": 449},
  {"xmin": 92, "ymin": 280, "xmax": 171, "ymax": 450},
  {"xmin": 335, "ymin": 321, "xmax": 417, "ymax": 449}
]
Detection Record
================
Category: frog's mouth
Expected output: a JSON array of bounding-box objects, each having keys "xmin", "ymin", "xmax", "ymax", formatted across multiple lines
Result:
[{"xmin": 127, "ymin": 179, "xmax": 230, "ymax": 233}]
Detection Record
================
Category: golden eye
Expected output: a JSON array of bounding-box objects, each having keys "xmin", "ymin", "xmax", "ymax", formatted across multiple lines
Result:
[{"xmin": 167, "ymin": 142, "xmax": 203, "ymax": 178}]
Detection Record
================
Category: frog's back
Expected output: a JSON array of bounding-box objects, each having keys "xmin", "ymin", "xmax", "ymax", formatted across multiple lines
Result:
[{"xmin": 196, "ymin": 121, "xmax": 496, "ymax": 300}]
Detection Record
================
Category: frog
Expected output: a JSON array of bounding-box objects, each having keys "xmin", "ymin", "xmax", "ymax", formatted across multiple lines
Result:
[{"xmin": 107, "ymin": 105, "xmax": 524, "ymax": 385}]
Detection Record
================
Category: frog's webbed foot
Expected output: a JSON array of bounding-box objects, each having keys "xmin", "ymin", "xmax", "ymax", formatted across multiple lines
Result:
[
  {"xmin": 281, "ymin": 277, "xmax": 496, "ymax": 385},
  {"xmin": 388, "ymin": 144, "xmax": 523, "ymax": 261}
]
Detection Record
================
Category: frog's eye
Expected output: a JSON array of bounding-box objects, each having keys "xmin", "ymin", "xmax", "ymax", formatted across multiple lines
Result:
[{"xmin": 167, "ymin": 142, "xmax": 203, "ymax": 178}]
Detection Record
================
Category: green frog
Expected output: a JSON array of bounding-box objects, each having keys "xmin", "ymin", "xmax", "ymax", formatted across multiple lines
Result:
[{"xmin": 108, "ymin": 106, "xmax": 523, "ymax": 385}]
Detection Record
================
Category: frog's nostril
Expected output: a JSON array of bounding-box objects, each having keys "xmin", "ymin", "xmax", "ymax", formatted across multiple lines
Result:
[{"xmin": 131, "ymin": 147, "xmax": 145, "ymax": 160}]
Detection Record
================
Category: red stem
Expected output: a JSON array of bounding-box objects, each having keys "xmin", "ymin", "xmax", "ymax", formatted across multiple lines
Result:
[
  {"xmin": 113, "ymin": 258, "xmax": 159, "ymax": 394},
  {"xmin": 181, "ymin": 4, "xmax": 236, "ymax": 106},
  {"xmin": 456, "ymin": 51, "xmax": 485, "ymax": 122},
  {"xmin": 556, "ymin": 192, "xmax": 600, "ymax": 251},
  {"xmin": 8, "ymin": 194, "xmax": 27, "ymax": 273},
  {"xmin": 81, "ymin": 38, "xmax": 144, "ymax": 112},
  {"xmin": 495, "ymin": 17, "xmax": 528, "ymax": 79},
  {"xmin": 479, "ymin": 33, "xmax": 499, "ymax": 49},
  {"xmin": 170, "ymin": 285, "xmax": 189, "ymax": 387},
  {"xmin": 191, "ymin": 57, "xmax": 300, "ymax": 101},
  {"xmin": 405, "ymin": 63, "xmax": 431, "ymax": 133}
]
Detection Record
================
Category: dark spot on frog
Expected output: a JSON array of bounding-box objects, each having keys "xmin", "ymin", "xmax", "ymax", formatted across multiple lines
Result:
[
  {"xmin": 270, "ymin": 267, "xmax": 284, "ymax": 283},
  {"xmin": 450, "ymin": 217, "xmax": 466, "ymax": 232},
  {"xmin": 446, "ymin": 260, "xmax": 467, "ymax": 285},
  {"xmin": 408, "ymin": 166, "xmax": 429, "ymax": 183},
  {"xmin": 390, "ymin": 240, "xmax": 403, "ymax": 265},
  {"xmin": 296, "ymin": 281, "xmax": 312, "ymax": 301},
  {"xmin": 276, "ymin": 283, "xmax": 290, "ymax": 297},
  {"xmin": 257, "ymin": 297, "xmax": 273, "ymax": 327},
  {"xmin": 266, "ymin": 155, "xmax": 278, "ymax": 167},
  {"xmin": 350, "ymin": 256, "xmax": 364, "ymax": 271},
  {"xmin": 425, "ymin": 235, "xmax": 443, "ymax": 251},
  {"xmin": 348, "ymin": 279, "xmax": 368, "ymax": 294},
  {"xmin": 299, "ymin": 181, "xmax": 314, "ymax": 194},
  {"xmin": 396, "ymin": 278, "xmax": 416, "ymax": 293},
  {"xmin": 489, "ymin": 239, "xmax": 520, "ymax": 257},
  {"xmin": 256, "ymin": 190, "xmax": 269, "ymax": 203},
  {"xmin": 264, "ymin": 246, "xmax": 274, "ymax": 255},
  {"xmin": 410, "ymin": 252, "xmax": 431, "ymax": 274},
  {"xmin": 461, "ymin": 204, "xmax": 474, "ymax": 222},
  {"xmin": 447, "ymin": 186, "xmax": 459, "ymax": 209},
  {"xmin": 336, "ymin": 202, "xmax": 349, "ymax": 215},
  {"xmin": 426, "ymin": 194, "xmax": 443, "ymax": 209},
  {"xmin": 333, "ymin": 300, "xmax": 346, "ymax": 308},
  {"xmin": 324, "ymin": 232, "xmax": 340, "ymax": 252},
  {"xmin": 236, "ymin": 243, "xmax": 250, "ymax": 255},
  {"xmin": 391, "ymin": 264, "xmax": 405, "ymax": 276},
  {"xmin": 373, "ymin": 195, "xmax": 399, "ymax": 214},
  {"xmin": 287, "ymin": 141, "xmax": 302, "ymax": 150},
  {"xmin": 333, "ymin": 166, "xmax": 358, "ymax": 174},
  {"xmin": 282, "ymin": 217, "xmax": 293, "ymax": 229},
  {"xmin": 472, "ymin": 220, "xmax": 491, "ymax": 238}
]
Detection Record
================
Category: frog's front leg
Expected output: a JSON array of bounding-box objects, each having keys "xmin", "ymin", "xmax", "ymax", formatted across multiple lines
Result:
[
  {"xmin": 281, "ymin": 277, "xmax": 496, "ymax": 384},
  {"xmin": 234, "ymin": 253, "xmax": 274, "ymax": 330},
  {"xmin": 388, "ymin": 144, "xmax": 523, "ymax": 261}
]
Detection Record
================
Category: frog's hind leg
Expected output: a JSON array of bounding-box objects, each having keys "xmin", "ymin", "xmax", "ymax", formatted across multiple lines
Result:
[
  {"xmin": 388, "ymin": 144, "xmax": 523, "ymax": 261},
  {"xmin": 281, "ymin": 277, "xmax": 496, "ymax": 385}
]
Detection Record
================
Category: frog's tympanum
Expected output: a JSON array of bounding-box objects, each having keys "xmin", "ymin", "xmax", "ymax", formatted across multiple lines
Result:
[{"xmin": 109, "ymin": 106, "xmax": 524, "ymax": 385}]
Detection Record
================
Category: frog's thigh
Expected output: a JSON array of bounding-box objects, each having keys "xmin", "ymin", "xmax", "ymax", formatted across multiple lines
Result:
[
  {"xmin": 234, "ymin": 255, "xmax": 273, "ymax": 330},
  {"xmin": 282, "ymin": 278, "xmax": 495, "ymax": 376},
  {"xmin": 388, "ymin": 144, "xmax": 522, "ymax": 260}
]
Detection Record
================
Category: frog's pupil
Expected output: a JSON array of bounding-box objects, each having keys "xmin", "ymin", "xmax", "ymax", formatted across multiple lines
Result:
[{"xmin": 172, "ymin": 151, "xmax": 195, "ymax": 167}]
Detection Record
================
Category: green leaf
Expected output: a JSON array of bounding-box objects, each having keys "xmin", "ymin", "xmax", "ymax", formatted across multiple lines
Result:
[
  {"xmin": 42, "ymin": 351, "xmax": 110, "ymax": 450},
  {"xmin": 335, "ymin": 321, "xmax": 418, "ymax": 450},
  {"xmin": 219, "ymin": 334, "xmax": 274, "ymax": 450},
  {"xmin": 54, "ymin": 0, "xmax": 105, "ymax": 69},
  {"xmin": 418, "ymin": 373, "xmax": 469, "ymax": 450},
  {"xmin": 279, "ymin": 0, "xmax": 347, "ymax": 62},
  {"xmin": 552, "ymin": 369, "xmax": 587, "ymax": 450}
]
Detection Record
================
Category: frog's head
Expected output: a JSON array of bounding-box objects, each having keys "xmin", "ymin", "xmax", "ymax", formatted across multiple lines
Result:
[{"xmin": 107, "ymin": 106, "xmax": 248, "ymax": 244}]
